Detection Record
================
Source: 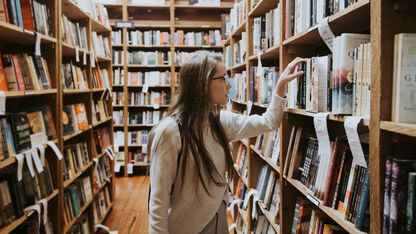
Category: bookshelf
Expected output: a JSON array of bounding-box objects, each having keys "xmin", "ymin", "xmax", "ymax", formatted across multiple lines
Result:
[
  {"xmin": 224, "ymin": 0, "xmax": 416, "ymax": 234},
  {"xmin": 105, "ymin": 0, "xmax": 233, "ymax": 176},
  {"xmin": 0, "ymin": 0, "xmax": 114, "ymax": 233}
]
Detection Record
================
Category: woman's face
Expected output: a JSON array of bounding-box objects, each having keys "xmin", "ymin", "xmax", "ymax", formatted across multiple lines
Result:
[{"xmin": 208, "ymin": 62, "xmax": 231, "ymax": 106}]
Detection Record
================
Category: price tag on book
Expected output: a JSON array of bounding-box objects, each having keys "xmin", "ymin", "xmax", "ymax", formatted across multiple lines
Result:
[
  {"xmin": 114, "ymin": 162, "xmax": 122, "ymax": 173},
  {"xmin": 243, "ymin": 189, "xmax": 258, "ymax": 208},
  {"xmin": 0, "ymin": 91, "xmax": 5, "ymax": 115},
  {"xmin": 153, "ymin": 104, "xmax": 160, "ymax": 109},
  {"xmin": 47, "ymin": 141, "xmax": 63, "ymax": 160},
  {"xmin": 83, "ymin": 49, "xmax": 87, "ymax": 65},
  {"xmin": 30, "ymin": 149, "xmax": 44, "ymax": 173},
  {"xmin": 318, "ymin": 17, "xmax": 335, "ymax": 53},
  {"xmin": 35, "ymin": 32, "xmax": 42, "ymax": 56},
  {"xmin": 12, "ymin": 154, "xmax": 24, "ymax": 181},
  {"xmin": 247, "ymin": 100, "xmax": 253, "ymax": 115},
  {"xmin": 38, "ymin": 199, "xmax": 48, "ymax": 224},
  {"xmin": 25, "ymin": 151, "xmax": 36, "ymax": 177},
  {"xmin": 345, "ymin": 117, "xmax": 367, "ymax": 168},
  {"xmin": 24, "ymin": 204, "xmax": 41, "ymax": 225},
  {"xmin": 76, "ymin": 47, "xmax": 80, "ymax": 62},
  {"xmin": 127, "ymin": 163, "xmax": 133, "ymax": 174}
]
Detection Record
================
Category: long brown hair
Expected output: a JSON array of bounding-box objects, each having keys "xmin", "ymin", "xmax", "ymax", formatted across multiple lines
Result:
[{"xmin": 165, "ymin": 51, "xmax": 234, "ymax": 196}]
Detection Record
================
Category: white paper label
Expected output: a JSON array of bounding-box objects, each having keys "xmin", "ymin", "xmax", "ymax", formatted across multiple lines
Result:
[
  {"xmin": 30, "ymin": 149, "xmax": 44, "ymax": 173},
  {"xmin": 142, "ymin": 84, "xmax": 149, "ymax": 93},
  {"xmin": 30, "ymin": 133, "xmax": 47, "ymax": 148},
  {"xmin": 24, "ymin": 29, "xmax": 35, "ymax": 35},
  {"xmin": 39, "ymin": 199, "xmax": 48, "ymax": 224},
  {"xmin": 257, "ymin": 52, "xmax": 264, "ymax": 78},
  {"xmin": 313, "ymin": 113, "xmax": 331, "ymax": 160},
  {"xmin": 38, "ymin": 145, "xmax": 45, "ymax": 167},
  {"xmin": 91, "ymin": 49, "xmax": 96, "ymax": 68},
  {"xmin": 243, "ymin": 189, "xmax": 258, "ymax": 208},
  {"xmin": 105, "ymin": 149, "xmax": 114, "ymax": 161},
  {"xmin": 83, "ymin": 50, "xmax": 87, "ymax": 65},
  {"xmin": 227, "ymin": 199, "xmax": 242, "ymax": 211},
  {"xmin": 228, "ymin": 223, "xmax": 237, "ymax": 232},
  {"xmin": 24, "ymin": 204, "xmax": 41, "ymax": 225},
  {"xmin": 25, "ymin": 151, "xmax": 36, "ymax": 177},
  {"xmin": 318, "ymin": 17, "xmax": 335, "ymax": 52},
  {"xmin": 141, "ymin": 144, "xmax": 147, "ymax": 154},
  {"xmin": 345, "ymin": 117, "xmax": 367, "ymax": 168},
  {"xmin": 47, "ymin": 141, "xmax": 63, "ymax": 160},
  {"xmin": 25, "ymin": 91, "xmax": 35, "ymax": 95},
  {"xmin": 35, "ymin": 32, "xmax": 41, "ymax": 56},
  {"xmin": 12, "ymin": 154, "xmax": 24, "ymax": 181},
  {"xmin": 127, "ymin": 163, "xmax": 133, "ymax": 174},
  {"xmin": 252, "ymin": 195, "xmax": 259, "ymax": 219},
  {"xmin": 76, "ymin": 47, "xmax": 80, "ymax": 62},
  {"xmin": 153, "ymin": 104, "xmax": 160, "ymax": 109},
  {"xmin": 0, "ymin": 91, "xmax": 5, "ymax": 115},
  {"xmin": 114, "ymin": 162, "xmax": 122, "ymax": 173},
  {"xmin": 247, "ymin": 100, "xmax": 253, "ymax": 115},
  {"xmin": 307, "ymin": 193, "xmax": 320, "ymax": 206},
  {"xmin": 201, "ymin": 25, "xmax": 210, "ymax": 28}
]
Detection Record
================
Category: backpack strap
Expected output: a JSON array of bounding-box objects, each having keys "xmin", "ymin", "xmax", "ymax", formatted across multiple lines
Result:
[{"xmin": 148, "ymin": 121, "xmax": 184, "ymax": 213}]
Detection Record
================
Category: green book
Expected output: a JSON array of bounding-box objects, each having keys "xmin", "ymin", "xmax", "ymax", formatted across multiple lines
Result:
[{"xmin": 407, "ymin": 172, "xmax": 416, "ymax": 232}]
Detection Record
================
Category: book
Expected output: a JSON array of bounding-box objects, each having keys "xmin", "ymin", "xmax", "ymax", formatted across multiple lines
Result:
[
  {"xmin": 383, "ymin": 156, "xmax": 392, "ymax": 234},
  {"xmin": 74, "ymin": 103, "xmax": 88, "ymax": 130},
  {"xmin": 62, "ymin": 105, "xmax": 75, "ymax": 136},
  {"xmin": 0, "ymin": 52, "xmax": 8, "ymax": 91},
  {"xmin": 10, "ymin": 113, "xmax": 31, "ymax": 153}
]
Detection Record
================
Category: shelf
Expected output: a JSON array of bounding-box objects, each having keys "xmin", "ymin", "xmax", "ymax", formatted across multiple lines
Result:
[
  {"xmin": 127, "ymin": 45, "xmax": 171, "ymax": 49},
  {"xmin": 224, "ymin": 37, "xmax": 231, "ymax": 46},
  {"xmin": 257, "ymin": 201, "xmax": 280, "ymax": 234},
  {"xmin": 63, "ymin": 161, "xmax": 94, "ymax": 188},
  {"xmin": 127, "ymin": 64, "xmax": 171, "ymax": 69},
  {"xmin": 97, "ymin": 55, "xmax": 112, "ymax": 62},
  {"xmin": 62, "ymin": 42, "xmax": 90, "ymax": 57},
  {"xmin": 62, "ymin": 0, "xmax": 89, "ymax": 20},
  {"xmin": 127, "ymin": 3, "xmax": 170, "ymax": 9},
  {"xmin": 94, "ymin": 203, "xmax": 114, "ymax": 232},
  {"xmin": 113, "ymin": 125, "xmax": 124, "ymax": 128},
  {"xmin": 112, "ymin": 85, "xmax": 124, "ymax": 88},
  {"xmin": 0, "ymin": 139, "xmax": 58, "ymax": 170},
  {"xmin": 174, "ymin": 45, "xmax": 223, "ymax": 49},
  {"xmin": 128, "ymin": 124, "xmax": 155, "ymax": 127},
  {"xmin": 93, "ymin": 117, "xmax": 113, "ymax": 127},
  {"xmin": 174, "ymin": 1, "xmax": 233, "ymax": 9},
  {"xmin": 4, "ymin": 89, "xmax": 57, "ymax": 98},
  {"xmin": 380, "ymin": 121, "xmax": 416, "ymax": 137},
  {"xmin": 286, "ymin": 108, "xmax": 370, "ymax": 126},
  {"xmin": 232, "ymin": 62, "xmax": 246, "ymax": 72},
  {"xmin": 283, "ymin": 0, "xmax": 370, "ymax": 46},
  {"xmin": 91, "ymin": 18, "xmax": 112, "ymax": 33},
  {"xmin": 112, "ymin": 44, "xmax": 123, "ymax": 47},
  {"xmin": 133, "ymin": 162, "xmax": 150, "ymax": 166},
  {"xmin": 113, "ymin": 104, "xmax": 124, "ymax": 108},
  {"xmin": 128, "ymin": 104, "xmax": 170, "ymax": 108},
  {"xmin": 126, "ymin": 85, "xmax": 171, "ymax": 88},
  {"xmin": 232, "ymin": 99, "xmax": 247, "ymax": 106},
  {"xmin": 285, "ymin": 177, "xmax": 366, "ymax": 234},
  {"xmin": 112, "ymin": 64, "xmax": 124, "ymax": 67},
  {"xmin": 0, "ymin": 21, "xmax": 57, "ymax": 45},
  {"xmin": 248, "ymin": 0, "xmax": 279, "ymax": 17},
  {"xmin": 127, "ymin": 21, "xmax": 171, "ymax": 28},
  {"xmin": 253, "ymin": 102, "xmax": 269, "ymax": 109},
  {"xmin": 250, "ymin": 145, "xmax": 280, "ymax": 173},
  {"xmin": 174, "ymin": 22, "xmax": 221, "ymax": 29},
  {"xmin": 231, "ymin": 20, "xmax": 247, "ymax": 38},
  {"xmin": 249, "ymin": 45, "xmax": 280, "ymax": 61},
  {"xmin": 63, "ymin": 198, "xmax": 94, "ymax": 233},
  {"xmin": 234, "ymin": 165, "xmax": 249, "ymax": 188},
  {"xmin": 94, "ymin": 174, "xmax": 113, "ymax": 196},
  {"xmin": 0, "ymin": 189, "xmax": 58, "ymax": 234},
  {"xmin": 92, "ymin": 88, "xmax": 107, "ymax": 92},
  {"xmin": 63, "ymin": 126, "xmax": 93, "ymax": 142},
  {"xmin": 63, "ymin": 89, "xmax": 90, "ymax": 95}
]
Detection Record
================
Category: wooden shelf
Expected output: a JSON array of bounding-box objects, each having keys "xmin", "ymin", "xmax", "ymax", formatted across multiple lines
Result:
[
  {"xmin": 127, "ymin": 3, "xmax": 171, "ymax": 9},
  {"xmin": 62, "ymin": 0, "xmax": 89, "ymax": 20},
  {"xmin": 286, "ymin": 108, "xmax": 370, "ymax": 126},
  {"xmin": 91, "ymin": 18, "xmax": 112, "ymax": 33},
  {"xmin": 112, "ymin": 85, "xmax": 124, "ymax": 88},
  {"xmin": 127, "ymin": 64, "xmax": 171, "ymax": 68},
  {"xmin": 231, "ymin": 19, "xmax": 246, "ymax": 38},
  {"xmin": 93, "ymin": 203, "xmax": 114, "ymax": 233},
  {"xmin": 380, "ymin": 121, "xmax": 416, "ymax": 137},
  {"xmin": 224, "ymin": 37, "xmax": 231, "ymax": 46},
  {"xmin": 4, "ymin": 89, "xmax": 57, "ymax": 98},
  {"xmin": 250, "ymin": 145, "xmax": 280, "ymax": 173},
  {"xmin": 97, "ymin": 55, "xmax": 112, "ymax": 62},
  {"xmin": 128, "ymin": 104, "xmax": 169, "ymax": 108},
  {"xmin": 128, "ymin": 124, "xmax": 155, "ymax": 127},
  {"xmin": 113, "ymin": 125, "xmax": 124, "ymax": 128},
  {"xmin": 175, "ymin": 45, "xmax": 223, "ymax": 49},
  {"xmin": 127, "ymin": 45, "xmax": 171, "ymax": 49},
  {"xmin": 63, "ymin": 89, "xmax": 90, "ymax": 95},
  {"xmin": 63, "ymin": 198, "xmax": 94, "ymax": 234},
  {"xmin": 63, "ymin": 126, "xmax": 93, "ymax": 142},
  {"xmin": 232, "ymin": 99, "xmax": 248, "ymax": 106},
  {"xmin": 232, "ymin": 62, "xmax": 246, "ymax": 72},
  {"xmin": 0, "ymin": 189, "xmax": 58, "ymax": 233},
  {"xmin": 94, "ymin": 174, "xmax": 113, "ymax": 196},
  {"xmin": 93, "ymin": 117, "xmax": 113, "ymax": 127},
  {"xmin": 174, "ymin": 1, "xmax": 233, "ymax": 9},
  {"xmin": 257, "ymin": 201, "xmax": 280, "ymax": 233},
  {"xmin": 0, "ymin": 21, "xmax": 56, "ymax": 45},
  {"xmin": 248, "ymin": 0, "xmax": 279, "ymax": 17},
  {"xmin": 112, "ymin": 44, "xmax": 123, "ymax": 47},
  {"xmin": 285, "ymin": 177, "xmax": 366, "ymax": 234},
  {"xmin": 126, "ymin": 85, "xmax": 171, "ymax": 88},
  {"xmin": 63, "ymin": 161, "xmax": 94, "ymax": 188},
  {"xmin": 92, "ymin": 88, "xmax": 107, "ymax": 92},
  {"xmin": 283, "ymin": 0, "xmax": 370, "ymax": 46},
  {"xmin": 249, "ymin": 45, "xmax": 279, "ymax": 61},
  {"xmin": 133, "ymin": 162, "xmax": 150, "ymax": 166},
  {"xmin": 174, "ymin": 22, "xmax": 222, "ymax": 29},
  {"xmin": 62, "ymin": 42, "xmax": 89, "ymax": 57},
  {"xmin": 113, "ymin": 105, "xmax": 124, "ymax": 108}
]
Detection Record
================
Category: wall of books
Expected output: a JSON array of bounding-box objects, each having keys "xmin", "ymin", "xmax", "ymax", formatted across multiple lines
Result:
[
  {"xmin": 223, "ymin": 0, "xmax": 416, "ymax": 234},
  {"xmin": 0, "ymin": 0, "xmax": 114, "ymax": 233},
  {"xmin": 105, "ymin": 0, "xmax": 233, "ymax": 176}
]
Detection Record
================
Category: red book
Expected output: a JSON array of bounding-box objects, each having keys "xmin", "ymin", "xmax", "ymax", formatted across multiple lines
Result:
[
  {"xmin": 19, "ymin": 0, "xmax": 34, "ymax": 31},
  {"xmin": 0, "ymin": 0, "xmax": 9, "ymax": 22},
  {"xmin": 0, "ymin": 52, "xmax": 9, "ymax": 91},
  {"xmin": 11, "ymin": 54, "xmax": 25, "ymax": 91}
]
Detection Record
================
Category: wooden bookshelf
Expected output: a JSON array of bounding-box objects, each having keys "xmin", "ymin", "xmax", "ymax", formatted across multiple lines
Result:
[{"xmin": 106, "ymin": 0, "xmax": 230, "ymax": 176}]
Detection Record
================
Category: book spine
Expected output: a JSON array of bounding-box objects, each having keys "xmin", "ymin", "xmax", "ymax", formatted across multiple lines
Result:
[
  {"xmin": 406, "ymin": 173, "xmax": 416, "ymax": 232},
  {"xmin": 355, "ymin": 168, "xmax": 369, "ymax": 230}
]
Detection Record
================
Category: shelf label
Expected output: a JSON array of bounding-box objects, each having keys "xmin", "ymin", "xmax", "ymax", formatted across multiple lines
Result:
[
  {"xmin": 345, "ymin": 117, "xmax": 367, "ymax": 168},
  {"xmin": 0, "ymin": 91, "xmax": 5, "ymax": 115},
  {"xmin": 313, "ymin": 113, "xmax": 331, "ymax": 196},
  {"xmin": 12, "ymin": 154, "xmax": 24, "ymax": 181},
  {"xmin": 317, "ymin": 17, "xmax": 335, "ymax": 52},
  {"xmin": 30, "ymin": 132, "xmax": 47, "ymax": 148},
  {"xmin": 243, "ymin": 189, "xmax": 258, "ymax": 208},
  {"xmin": 142, "ymin": 84, "xmax": 149, "ymax": 93},
  {"xmin": 25, "ymin": 151, "xmax": 36, "ymax": 177},
  {"xmin": 25, "ymin": 91, "xmax": 35, "ymax": 95},
  {"xmin": 105, "ymin": 149, "xmax": 114, "ymax": 161},
  {"xmin": 30, "ymin": 149, "xmax": 44, "ymax": 173},
  {"xmin": 227, "ymin": 199, "xmax": 242, "ymax": 211},
  {"xmin": 153, "ymin": 104, "xmax": 160, "ymax": 109},
  {"xmin": 201, "ymin": 25, "xmax": 210, "ymax": 28},
  {"xmin": 35, "ymin": 32, "xmax": 41, "ymax": 56},
  {"xmin": 38, "ymin": 145, "xmax": 45, "ymax": 166},
  {"xmin": 127, "ymin": 163, "xmax": 133, "ymax": 174},
  {"xmin": 247, "ymin": 100, "xmax": 253, "ymax": 115},
  {"xmin": 24, "ymin": 204, "xmax": 41, "ymax": 225},
  {"xmin": 76, "ymin": 47, "xmax": 80, "ymax": 62},
  {"xmin": 115, "ymin": 21, "xmax": 135, "ymax": 29},
  {"xmin": 39, "ymin": 199, "xmax": 48, "ymax": 224},
  {"xmin": 142, "ymin": 144, "xmax": 147, "ymax": 154},
  {"xmin": 114, "ymin": 162, "xmax": 122, "ymax": 173},
  {"xmin": 228, "ymin": 223, "xmax": 237, "ymax": 232},
  {"xmin": 24, "ymin": 29, "xmax": 35, "ymax": 35},
  {"xmin": 83, "ymin": 49, "xmax": 87, "ymax": 65},
  {"xmin": 252, "ymin": 195, "xmax": 259, "ymax": 219},
  {"xmin": 47, "ymin": 141, "xmax": 63, "ymax": 160}
]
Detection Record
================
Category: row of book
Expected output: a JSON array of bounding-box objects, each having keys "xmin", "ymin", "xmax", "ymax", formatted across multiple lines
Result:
[
  {"xmin": 249, "ymin": 66, "xmax": 280, "ymax": 105},
  {"xmin": 224, "ymin": 45, "xmax": 231, "ymax": 68},
  {"xmin": 0, "ymin": 0, "xmax": 52, "ymax": 36},
  {"xmin": 67, "ymin": 213, "xmax": 91, "ymax": 234},
  {"xmin": 113, "ymin": 110, "xmax": 123, "ymax": 125},
  {"xmin": 93, "ymin": 127, "xmax": 111, "ymax": 155},
  {"xmin": 126, "ymin": 51, "xmax": 171, "ymax": 66},
  {"xmin": 127, "ymin": 130, "xmax": 149, "ymax": 146},
  {"xmin": 128, "ymin": 110, "xmax": 164, "ymax": 125},
  {"xmin": 285, "ymin": 0, "xmax": 362, "ymax": 39},
  {"xmin": 71, "ymin": 0, "xmax": 110, "ymax": 28},
  {"xmin": 63, "ymin": 142, "xmax": 91, "ymax": 182},
  {"xmin": 113, "ymin": 92, "xmax": 123, "ymax": 105},
  {"xmin": 91, "ymin": 31, "xmax": 111, "ymax": 58},
  {"xmin": 113, "ymin": 68, "xmax": 124, "ymax": 85},
  {"xmin": 92, "ymin": 66, "xmax": 111, "ymax": 89},
  {"xmin": 63, "ymin": 176, "xmax": 93, "ymax": 225},
  {"xmin": 233, "ymin": 32, "xmax": 246, "ymax": 66},
  {"xmin": 62, "ymin": 103, "xmax": 89, "ymax": 136},
  {"xmin": 92, "ymin": 186, "xmax": 112, "ymax": 225},
  {"xmin": 62, "ymin": 15, "xmax": 88, "ymax": 50},
  {"xmin": 112, "ymin": 30, "xmax": 122, "ymax": 45},
  {"xmin": 0, "ymin": 52, "xmax": 51, "ymax": 91},
  {"xmin": 92, "ymin": 99, "xmax": 110, "ymax": 125},
  {"xmin": 174, "ymin": 51, "xmax": 222, "ymax": 66},
  {"xmin": 12, "ymin": 212, "xmax": 54, "ymax": 233},
  {"xmin": 256, "ymin": 166, "xmax": 280, "ymax": 220},
  {"xmin": 253, "ymin": 4, "xmax": 280, "ymax": 54},
  {"xmin": 232, "ymin": 72, "xmax": 247, "ymax": 102},
  {"xmin": 93, "ymin": 155, "xmax": 112, "ymax": 194},
  {"xmin": 62, "ymin": 61, "xmax": 88, "ymax": 90},
  {"xmin": 128, "ymin": 30, "xmax": 170, "ymax": 46},
  {"xmin": 0, "ymin": 157, "xmax": 54, "ymax": 227},
  {"xmin": 235, "ymin": 143, "xmax": 248, "ymax": 181},
  {"xmin": 175, "ymin": 30, "xmax": 222, "ymax": 46},
  {"xmin": 0, "ymin": 105, "xmax": 56, "ymax": 159},
  {"xmin": 285, "ymin": 126, "xmax": 369, "ymax": 231},
  {"xmin": 383, "ymin": 157, "xmax": 416, "ymax": 233},
  {"xmin": 127, "ymin": 149, "xmax": 147, "ymax": 164},
  {"xmin": 254, "ymin": 129, "xmax": 281, "ymax": 167},
  {"xmin": 253, "ymin": 213, "xmax": 277, "ymax": 234},
  {"xmin": 128, "ymin": 91, "xmax": 170, "ymax": 106},
  {"xmin": 127, "ymin": 71, "xmax": 171, "ymax": 86},
  {"xmin": 227, "ymin": 1, "xmax": 246, "ymax": 36}
]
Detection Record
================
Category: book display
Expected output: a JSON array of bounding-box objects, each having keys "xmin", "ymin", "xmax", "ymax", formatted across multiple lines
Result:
[
  {"xmin": 105, "ymin": 0, "xmax": 233, "ymax": 176},
  {"xmin": 0, "ymin": 0, "xmax": 114, "ymax": 233}
]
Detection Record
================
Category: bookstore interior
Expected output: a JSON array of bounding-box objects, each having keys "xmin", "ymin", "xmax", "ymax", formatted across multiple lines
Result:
[{"xmin": 0, "ymin": 0, "xmax": 415, "ymax": 233}]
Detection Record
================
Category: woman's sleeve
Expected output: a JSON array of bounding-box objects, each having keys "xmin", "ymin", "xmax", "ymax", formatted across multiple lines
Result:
[
  {"xmin": 148, "ymin": 123, "xmax": 182, "ymax": 233},
  {"xmin": 221, "ymin": 93, "xmax": 287, "ymax": 142}
]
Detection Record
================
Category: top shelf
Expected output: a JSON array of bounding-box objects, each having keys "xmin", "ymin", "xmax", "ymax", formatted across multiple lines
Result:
[
  {"xmin": 283, "ymin": 0, "xmax": 370, "ymax": 46},
  {"xmin": 0, "ymin": 21, "xmax": 56, "ymax": 45},
  {"xmin": 248, "ymin": 0, "xmax": 279, "ymax": 17},
  {"xmin": 286, "ymin": 108, "xmax": 370, "ymax": 126}
]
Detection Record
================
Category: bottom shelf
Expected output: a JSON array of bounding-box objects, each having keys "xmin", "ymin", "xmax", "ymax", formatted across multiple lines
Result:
[
  {"xmin": 63, "ymin": 199, "xmax": 94, "ymax": 233},
  {"xmin": 94, "ymin": 202, "xmax": 114, "ymax": 232},
  {"xmin": 257, "ymin": 201, "xmax": 280, "ymax": 234}
]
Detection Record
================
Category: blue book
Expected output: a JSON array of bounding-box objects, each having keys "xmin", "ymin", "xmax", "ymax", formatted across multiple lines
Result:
[
  {"xmin": 355, "ymin": 168, "xmax": 369, "ymax": 231},
  {"xmin": 13, "ymin": 0, "xmax": 22, "ymax": 27}
]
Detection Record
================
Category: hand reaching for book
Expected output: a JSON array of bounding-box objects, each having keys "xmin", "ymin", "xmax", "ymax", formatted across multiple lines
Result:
[{"xmin": 275, "ymin": 57, "xmax": 307, "ymax": 98}]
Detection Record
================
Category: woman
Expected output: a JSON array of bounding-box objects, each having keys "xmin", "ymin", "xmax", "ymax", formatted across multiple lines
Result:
[{"xmin": 148, "ymin": 52, "xmax": 305, "ymax": 234}]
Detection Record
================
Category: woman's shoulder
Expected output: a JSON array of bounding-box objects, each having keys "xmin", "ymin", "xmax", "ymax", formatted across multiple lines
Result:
[{"xmin": 149, "ymin": 116, "xmax": 181, "ymax": 148}]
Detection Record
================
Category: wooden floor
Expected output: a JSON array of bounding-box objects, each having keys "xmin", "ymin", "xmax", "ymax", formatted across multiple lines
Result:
[{"xmin": 103, "ymin": 175, "xmax": 234, "ymax": 234}]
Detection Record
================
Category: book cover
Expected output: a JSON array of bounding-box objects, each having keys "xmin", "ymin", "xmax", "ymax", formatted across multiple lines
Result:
[
  {"xmin": 355, "ymin": 167, "xmax": 370, "ymax": 232},
  {"xmin": 19, "ymin": 0, "xmax": 34, "ymax": 31},
  {"xmin": 11, "ymin": 54, "xmax": 25, "ymax": 91},
  {"xmin": 406, "ymin": 172, "xmax": 416, "ymax": 232},
  {"xmin": 10, "ymin": 113, "xmax": 31, "ymax": 153},
  {"xmin": 74, "ymin": 103, "xmax": 88, "ymax": 130},
  {"xmin": 0, "ymin": 0, "xmax": 8, "ymax": 22},
  {"xmin": 383, "ymin": 156, "xmax": 392, "ymax": 234},
  {"xmin": 26, "ymin": 110, "xmax": 46, "ymax": 134},
  {"xmin": 62, "ymin": 105, "xmax": 75, "ymax": 136}
]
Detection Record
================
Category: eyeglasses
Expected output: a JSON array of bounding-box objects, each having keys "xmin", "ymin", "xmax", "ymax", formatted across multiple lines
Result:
[{"xmin": 211, "ymin": 75, "xmax": 231, "ymax": 84}]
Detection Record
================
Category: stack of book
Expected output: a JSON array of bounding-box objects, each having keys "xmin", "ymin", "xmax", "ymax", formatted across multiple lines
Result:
[
  {"xmin": 249, "ymin": 66, "xmax": 279, "ymax": 105},
  {"xmin": 92, "ymin": 99, "xmax": 110, "ymax": 124},
  {"xmin": 112, "ymin": 29, "xmax": 122, "ymax": 45},
  {"xmin": 228, "ymin": 1, "xmax": 246, "ymax": 34},
  {"xmin": 62, "ymin": 61, "xmax": 89, "ymax": 90},
  {"xmin": 128, "ymin": 30, "xmax": 170, "ymax": 46},
  {"xmin": 92, "ymin": 31, "xmax": 111, "ymax": 58},
  {"xmin": 63, "ymin": 142, "xmax": 91, "ymax": 181},
  {"xmin": 92, "ymin": 65, "xmax": 111, "ymax": 89},
  {"xmin": 113, "ymin": 67, "xmax": 124, "ymax": 85},
  {"xmin": 93, "ymin": 186, "xmax": 112, "ymax": 225},
  {"xmin": 112, "ymin": 91, "xmax": 124, "ymax": 105},
  {"xmin": 127, "ymin": 71, "xmax": 171, "ymax": 86},
  {"xmin": 72, "ymin": 0, "xmax": 110, "ymax": 28},
  {"xmin": 128, "ymin": 110, "xmax": 164, "ymax": 125},
  {"xmin": 62, "ymin": 103, "xmax": 89, "ymax": 136},
  {"xmin": 61, "ymin": 15, "xmax": 88, "ymax": 50},
  {"xmin": 128, "ymin": 91, "xmax": 170, "ymax": 106},
  {"xmin": 174, "ymin": 51, "xmax": 222, "ymax": 66},
  {"xmin": 233, "ymin": 32, "xmax": 246, "ymax": 66},
  {"xmin": 112, "ymin": 110, "xmax": 124, "ymax": 125},
  {"xmin": 174, "ymin": 30, "xmax": 222, "ymax": 46},
  {"xmin": 63, "ymin": 176, "xmax": 93, "ymax": 225},
  {"xmin": 112, "ymin": 50, "xmax": 124, "ymax": 65},
  {"xmin": 127, "ymin": 130, "xmax": 149, "ymax": 146},
  {"xmin": 128, "ymin": 149, "xmax": 147, "ymax": 164},
  {"xmin": 93, "ymin": 127, "xmax": 111, "ymax": 154},
  {"xmin": 127, "ymin": 51, "xmax": 170, "ymax": 65},
  {"xmin": 252, "ymin": 3, "xmax": 280, "ymax": 54},
  {"xmin": 235, "ymin": 143, "xmax": 248, "ymax": 180},
  {"xmin": 92, "ymin": 156, "xmax": 112, "ymax": 193}
]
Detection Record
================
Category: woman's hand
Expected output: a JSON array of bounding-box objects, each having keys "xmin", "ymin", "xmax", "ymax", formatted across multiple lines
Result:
[{"xmin": 275, "ymin": 57, "xmax": 307, "ymax": 98}]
